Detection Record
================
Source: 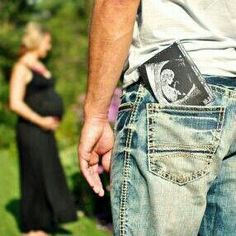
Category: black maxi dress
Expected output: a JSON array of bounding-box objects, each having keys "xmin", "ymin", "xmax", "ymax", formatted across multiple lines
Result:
[{"xmin": 16, "ymin": 69, "xmax": 77, "ymax": 233}]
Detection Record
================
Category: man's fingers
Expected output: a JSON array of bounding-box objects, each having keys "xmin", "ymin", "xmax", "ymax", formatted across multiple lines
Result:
[
  {"xmin": 78, "ymin": 145, "xmax": 104, "ymax": 196},
  {"xmin": 89, "ymin": 151, "xmax": 99, "ymax": 166},
  {"xmin": 91, "ymin": 166, "xmax": 105, "ymax": 197},
  {"xmin": 80, "ymin": 158, "xmax": 96, "ymax": 187},
  {"xmin": 102, "ymin": 150, "xmax": 112, "ymax": 172},
  {"xmin": 80, "ymin": 159, "xmax": 104, "ymax": 196},
  {"xmin": 78, "ymin": 121, "xmax": 114, "ymax": 197}
]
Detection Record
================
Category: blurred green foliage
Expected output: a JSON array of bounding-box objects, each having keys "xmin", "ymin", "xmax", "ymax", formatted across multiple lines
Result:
[
  {"xmin": 0, "ymin": 1, "xmax": 113, "ymax": 235},
  {"xmin": 0, "ymin": 0, "xmax": 92, "ymax": 148}
]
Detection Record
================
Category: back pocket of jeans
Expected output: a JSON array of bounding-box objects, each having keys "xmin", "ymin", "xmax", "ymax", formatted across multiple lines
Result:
[{"xmin": 146, "ymin": 103, "xmax": 225, "ymax": 185}]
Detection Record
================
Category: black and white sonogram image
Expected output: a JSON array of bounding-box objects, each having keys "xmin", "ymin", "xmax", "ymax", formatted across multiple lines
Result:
[
  {"xmin": 141, "ymin": 42, "xmax": 214, "ymax": 105},
  {"xmin": 145, "ymin": 58, "xmax": 200, "ymax": 105}
]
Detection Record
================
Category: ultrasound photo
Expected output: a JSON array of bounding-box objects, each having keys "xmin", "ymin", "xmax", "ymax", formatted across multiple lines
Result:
[{"xmin": 139, "ymin": 42, "xmax": 214, "ymax": 105}]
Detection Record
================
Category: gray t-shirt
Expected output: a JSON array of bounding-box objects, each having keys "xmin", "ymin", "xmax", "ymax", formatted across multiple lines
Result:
[{"xmin": 123, "ymin": 0, "xmax": 236, "ymax": 88}]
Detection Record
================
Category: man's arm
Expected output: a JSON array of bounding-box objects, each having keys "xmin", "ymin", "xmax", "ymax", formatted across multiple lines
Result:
[
  {"xmin": 84, "ymin": 0, "xmax": 140, "ymax": 118},
  {"xmin": 78, "ymin": 0, "xmax": 140, "ymax": 197}
]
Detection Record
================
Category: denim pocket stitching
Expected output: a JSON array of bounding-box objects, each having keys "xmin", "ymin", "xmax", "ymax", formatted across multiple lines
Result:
[
  {"xmin": 148, "ymin": 103, "xmax": 224, "ymax": 112},
  {"xmin": 212, "ymin": 106, "xmax": 225, "ymax": 153},
  {"xmin": 146, "ymin": 103, "xmax": 225, "ymax": 185},
  {"xmin": 149, "ymin": 152, "xmax": 213, "ymax": 185},
  {"xmin": 149, "ymin": 144, "xmax": 214, "ymax": 153},
  {"xmin": 210, "ymin": 84, "xmax": 236, "ymax": 99},
  {"xmin": 149, "ymin": 156, "xmax": 213, "ymax": 185}
]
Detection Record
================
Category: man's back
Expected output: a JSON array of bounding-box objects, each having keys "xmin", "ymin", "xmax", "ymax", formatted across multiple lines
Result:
[{"xmin": 124, "ymin": 0, "xmax": 236, "ymax": 87}]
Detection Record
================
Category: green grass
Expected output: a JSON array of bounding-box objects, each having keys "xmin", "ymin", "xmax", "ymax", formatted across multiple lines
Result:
[{"xmin": 0, "ymin": 146, "xmax": 112, "ymax": 236}]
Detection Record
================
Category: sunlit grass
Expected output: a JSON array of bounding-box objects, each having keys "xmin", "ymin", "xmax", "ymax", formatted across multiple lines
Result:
[{"xmin": 0, "ymin": 147, "xmax": 112, "ymax": 236}]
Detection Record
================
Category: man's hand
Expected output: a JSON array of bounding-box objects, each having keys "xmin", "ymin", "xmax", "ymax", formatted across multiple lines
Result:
[{"xmin": 78, "ymin": 117, "xmax": 114, "ymax": 197}]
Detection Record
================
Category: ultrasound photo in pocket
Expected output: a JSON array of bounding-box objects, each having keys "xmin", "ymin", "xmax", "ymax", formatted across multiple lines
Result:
[
  {"xmin": 145, "ymin": 59, "xmax": 202, "ymax": 105},
  {"xmin": 140, "ymin": 41, "xmax": 214, "ymax": 106}
]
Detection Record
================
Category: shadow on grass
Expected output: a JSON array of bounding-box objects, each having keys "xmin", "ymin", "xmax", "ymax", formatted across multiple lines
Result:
[
  {"xmin": 5, "ymin": 198, "xmax": 21, "ymax": 230},
  {"xmin": 71, "ymin": 171, "xmax": 112, "ymax": 225},
  {"xmin": 5, "ymin": 198, "xmax": 73, "ymax": 235},
  {"xmin": 4, "ymin": 173, "xmax": 113, "ymax": 234}
]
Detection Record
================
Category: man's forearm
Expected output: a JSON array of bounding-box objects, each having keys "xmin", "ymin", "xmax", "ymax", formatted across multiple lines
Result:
[{"xmin": 84, "ymin": 0, "xmax": 140, "ymax": 120}]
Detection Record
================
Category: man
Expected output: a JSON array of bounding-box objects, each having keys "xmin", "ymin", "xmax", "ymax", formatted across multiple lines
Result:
[{"xmin": 78, "ymin": 0, "xmax": 236, "ymax": 235}]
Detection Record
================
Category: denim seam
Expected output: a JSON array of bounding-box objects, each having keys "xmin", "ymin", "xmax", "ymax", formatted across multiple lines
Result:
[
  {"xmin": 150, "ymin": 152, "xmax": 213, "ymax": 161},
  {"xmin": 151, "ymin": 115, "xmax": 219, "ymax": 120},
  {"xmin": 119, "ymin": 84, "xmax": 145, "ymax": 236},
  {"xmin": 229, "ymin": 94, "xmax": 236, "ymax": 99},
  {"xmin": 149, "ymin": 143, "xmax": 214, "ymax": 151},
  {"xmin": 149, "ymin": 166, "xmax": 211, "ymax": 185},
  {"xmin": 118, "ymin": 103, "xmax": 134, "ymax": 111},
  {"xmin": 211, "ymin": 85, "xmax": 229, "ymax": 95},
  {"xmin": 148, "ymin": 103, "xmax": 224, "ymax": 112},
  {"xmin": 212, "ymin": 106, "xmax": 225, "ymax": 154},
  {"xmin": 211, "ymin": 84, "xmax": 236, "ymax": 99}
]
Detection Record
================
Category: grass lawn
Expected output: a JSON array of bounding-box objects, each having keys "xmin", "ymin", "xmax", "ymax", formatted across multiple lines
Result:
[{"xmin": 0, "ymin": 146, "xmax": 112, "ymax": 236}]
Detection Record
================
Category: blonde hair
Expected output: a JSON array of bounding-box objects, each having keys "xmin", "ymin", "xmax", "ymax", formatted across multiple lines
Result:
[{"xmin": 19, "ymin": 22, "xmax": 49, "ymax": 56}]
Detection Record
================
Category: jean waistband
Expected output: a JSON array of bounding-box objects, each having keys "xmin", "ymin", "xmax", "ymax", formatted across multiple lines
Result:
[
  {"xmin": 203, "ymin": 75, "xmax": 236, "ymax": 98},
  {"xmin": 204, "ymin": 75, "xmax": 236, "ymax": 87}
]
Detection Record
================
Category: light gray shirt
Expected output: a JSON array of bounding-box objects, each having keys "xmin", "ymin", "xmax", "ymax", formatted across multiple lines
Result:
[{"xmin": 123, "ymin": 0, "xmax": 236, "ymax": 88}]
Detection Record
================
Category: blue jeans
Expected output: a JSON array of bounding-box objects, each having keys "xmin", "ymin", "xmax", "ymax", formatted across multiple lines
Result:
[{"xmin": 110, "ymin": 75, "xmax": 236, "ymax": 236}]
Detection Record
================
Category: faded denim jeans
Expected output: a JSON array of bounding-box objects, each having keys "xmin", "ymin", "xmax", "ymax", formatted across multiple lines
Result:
[{"xmin": 110, "ymin": 75, "xmax": 236, "ymax": 236}]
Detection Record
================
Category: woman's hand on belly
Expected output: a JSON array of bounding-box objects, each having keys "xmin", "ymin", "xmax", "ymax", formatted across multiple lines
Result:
[{"xmin": 38, "ymin": 116, "xmax": 60, "ymax": 131}]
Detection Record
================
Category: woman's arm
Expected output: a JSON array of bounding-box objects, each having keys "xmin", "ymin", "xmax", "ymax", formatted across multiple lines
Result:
[{"xmin": 9, "ymin": 63, "xmax": 59, "ymax": 130}]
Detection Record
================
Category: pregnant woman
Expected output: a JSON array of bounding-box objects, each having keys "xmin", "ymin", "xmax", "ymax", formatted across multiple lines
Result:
[{"xmin": 9, "ymin": 22, "xmax": 77, "ymax": 236}]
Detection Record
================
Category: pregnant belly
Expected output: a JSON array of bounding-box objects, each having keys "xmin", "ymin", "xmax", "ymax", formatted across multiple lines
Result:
[
  {"xmin": 26, "ymin": 90, "xmax": 64, "ymax": 119},
  {"xmin": 41, "ymin": 92, "xmax": 64, "ymax": 118}
]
